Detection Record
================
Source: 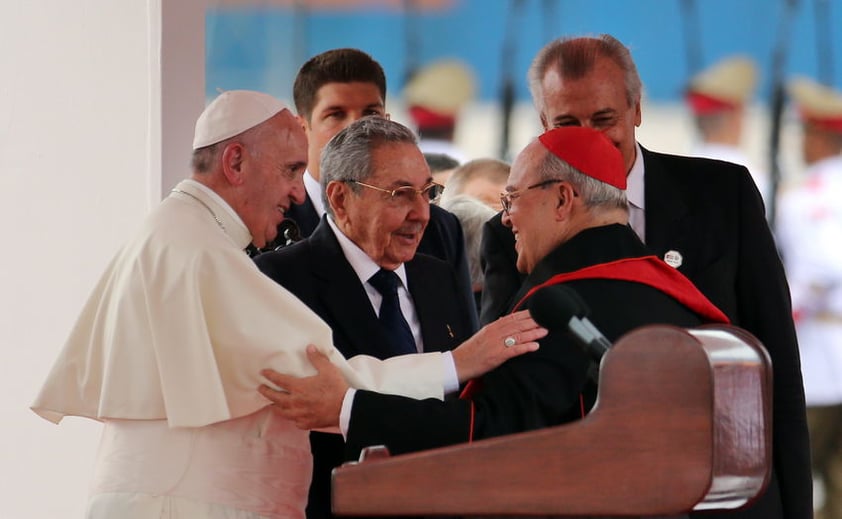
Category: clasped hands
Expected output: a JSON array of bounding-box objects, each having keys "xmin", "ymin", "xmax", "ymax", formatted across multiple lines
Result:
[{"xmin": 258, "ymin": 309, "xmax": 546, "ymax": 429}]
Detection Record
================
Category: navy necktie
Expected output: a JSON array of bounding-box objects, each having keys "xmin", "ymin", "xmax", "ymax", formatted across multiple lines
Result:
[{"xmin": 368, "ymin": 269, "xmax": 417, "ymax": 357}]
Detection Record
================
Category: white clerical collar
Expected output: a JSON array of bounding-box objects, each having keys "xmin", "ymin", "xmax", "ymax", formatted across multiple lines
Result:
[
  {"xmin": 325, "ymin": 216, "xmax": 408, "ymax": 289},
  {"xmin": 626, "ymin": 142, "xmax": 645, "ymax": 211},
  {"xmin": 177, "ymin": 179, "xmax": 251, "ymax": 248},
  {"xmin": 304, "ymin": 170, "xmax": 327, "ymax": 216}
]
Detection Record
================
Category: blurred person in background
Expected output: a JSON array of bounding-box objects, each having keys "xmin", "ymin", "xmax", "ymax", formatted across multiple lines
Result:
[
  {"xmin": 685, "ymin": 55, "xmax": 770, "ymax": 206},
  {"xmin": 440, "ymin": 194, "xmax": 496, "ymax": 311},
  {"xmin": 440, "ymin": 157, "xmax": 510, "ymax": 212},
  {"xmin": 423, "ymin": 151, "xmax": 461, "ymax": 186},
  {"xmin": 405, "ymin": 59, "xmax": 476, "ymax": 164},
  {"xmin": 777, "ymin": 76, "xmax": 842, "ymax": 519}
]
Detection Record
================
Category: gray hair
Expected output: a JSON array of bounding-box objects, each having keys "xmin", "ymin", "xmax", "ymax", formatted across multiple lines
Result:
[
  {"xmin": 535, "ymin": 143, "xmax": 628, "ymax": 211},
  {"xmin": 527, "ymin": 34, "xmax": 642, "ymax": 113},
  {"xmin": 320, "ymin": 116, "xmax": 419, "ymax": 216},
  {"xmin": 191, "ymin": 144, "xmax": 220, "ymax": 173},
  {"xmin": 439, "ymin": 195, "xmax": 496, "ymax": 288}
]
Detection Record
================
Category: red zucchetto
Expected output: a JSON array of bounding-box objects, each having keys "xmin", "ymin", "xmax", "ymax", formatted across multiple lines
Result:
[{"xmin": 537, "ymin": 126, "xmax": 627, "ymax": 190}]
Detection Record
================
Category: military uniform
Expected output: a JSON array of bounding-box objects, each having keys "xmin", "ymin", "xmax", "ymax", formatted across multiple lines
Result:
[
  {"xmin": 777, "ymin": 76, "xmax": 842, "ymax": 519},
  {"xmin": 685, "ymin": 56, "xmax": 769, "ymax": 205}
]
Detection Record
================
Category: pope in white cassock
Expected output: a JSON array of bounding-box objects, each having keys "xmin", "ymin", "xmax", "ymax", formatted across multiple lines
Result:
[{"xmin": 30, "ymin": 90, "xmax": 542, "ymax": 519}]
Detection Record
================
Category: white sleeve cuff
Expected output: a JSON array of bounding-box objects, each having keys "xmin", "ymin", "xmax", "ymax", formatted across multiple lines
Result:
[
  {"xmin": 442, "ymin": 351, "xmax": 460, "ymax": 395},
  {"xmin": 340, "ymin": 351, "xmax": 459, "ymax": 439},
  {"xmin": 339, "ymin": 388, "xmax": 357, "ymax": 439}
]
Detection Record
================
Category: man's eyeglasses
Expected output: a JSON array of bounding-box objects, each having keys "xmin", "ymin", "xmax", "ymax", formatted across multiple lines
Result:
[
  {"xmin": 500, "ymin": 179, "xmax": 564, "ymax": 214},
  {"xmin": 351, "ymin": 180, "xmax": 445, "ymax": 204}
]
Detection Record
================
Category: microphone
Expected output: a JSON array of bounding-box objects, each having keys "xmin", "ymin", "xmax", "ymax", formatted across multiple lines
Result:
[{"xmin": 527, "ymin": 284, "xmax": 612, "ymax": 364}]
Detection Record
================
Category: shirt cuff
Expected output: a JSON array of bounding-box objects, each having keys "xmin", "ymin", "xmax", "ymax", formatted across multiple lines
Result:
[
  {"xmin": 442, "ymin": 351, "xmax": 460, "ymax": 394},
  {"xmin": 339, "ymin": 351, "xmax": 460, "ymax": 439},
  {"xmin": 339, "ymin": 388, "xmax": 357, "ymax": 439}
]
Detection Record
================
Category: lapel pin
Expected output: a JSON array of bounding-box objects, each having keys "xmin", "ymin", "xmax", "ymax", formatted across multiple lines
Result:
[{"xmin": 663, "ymin": 250, "xmax": 683, "ymax": 269}]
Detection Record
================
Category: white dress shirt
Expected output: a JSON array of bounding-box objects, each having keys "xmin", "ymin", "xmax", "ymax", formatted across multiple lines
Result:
[
  {"xmin": 303, "ymin": 170, "xmax": 327, "ymax": 216},
  {"xmin": 626, "ymin": 143, "xmax": 646, "ymax": 243}
]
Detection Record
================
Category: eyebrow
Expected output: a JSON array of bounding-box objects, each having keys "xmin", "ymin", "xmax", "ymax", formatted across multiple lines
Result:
[
  {"xmin": 380, "ymin": 176, "xmax": 435, "ymax": 188},
  {"xmin": 284, "ymin": 161, "xmax": 307, "ymax": 172},
  {"xmin": 552, "ymin": 107, "xmax": 617, "ymax": 123},
  {"xmin": 321, "ymin": 102, "xmax": 385, "ymax": 112}
]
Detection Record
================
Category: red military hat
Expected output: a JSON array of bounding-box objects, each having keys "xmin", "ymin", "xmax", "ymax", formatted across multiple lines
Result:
[
  {"xmin": 404, "ymin": 59, "xmax": 476, "ymax": 132},
  {"xmin": 685, "ymin": 55, "xmax": 758, "ymax": 115},
  {"xmin": 538, "ymin": 127, "xmax": 626, "ymax": 190},
  {"xmin": 788, "ymin": 77, "xmax": 842, "ymax": 134}
]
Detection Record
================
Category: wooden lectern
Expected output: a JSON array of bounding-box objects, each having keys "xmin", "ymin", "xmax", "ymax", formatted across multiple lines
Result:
[{"xmin": 332, "ymin": 324, "xmax": 772, "ymax": 516}]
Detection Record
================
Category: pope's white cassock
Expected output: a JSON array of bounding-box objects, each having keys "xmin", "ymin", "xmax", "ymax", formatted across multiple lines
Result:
[{"xmin": 31, "ymin": 179, "xmax": 451, "ymax": 519}]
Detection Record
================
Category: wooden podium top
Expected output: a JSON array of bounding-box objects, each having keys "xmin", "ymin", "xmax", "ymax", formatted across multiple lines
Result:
[{"xmin": 331, "ymin": 324, "xmax": 772, "ymax": 516}]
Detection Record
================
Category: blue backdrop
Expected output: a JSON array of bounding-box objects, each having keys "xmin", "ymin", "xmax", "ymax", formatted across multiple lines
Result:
[{"xmin": 206, "ymin": 0, "xmax": 842, "ymax": 104}]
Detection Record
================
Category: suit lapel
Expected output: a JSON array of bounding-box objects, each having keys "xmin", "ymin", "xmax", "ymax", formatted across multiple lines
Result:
[
  {"xmin": 308, "ymin": 219, "xmax": 400, "ymax": 359},
  {"xmin": 642, "ymin": 147, "xmax": 692, "ymax": 257},
  {"xmin": 406, "ymin": 259, "xmax": 462, "ymax": 352}
]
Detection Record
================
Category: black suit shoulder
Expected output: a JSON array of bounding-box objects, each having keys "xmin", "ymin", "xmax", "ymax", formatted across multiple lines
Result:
[{"xmin": 254, "ymin": 238, "xmax": 316, "ymax": 298}]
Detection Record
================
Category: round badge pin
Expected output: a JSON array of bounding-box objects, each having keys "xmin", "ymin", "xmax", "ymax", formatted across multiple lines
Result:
[{"xmin": 664, "ymin": 250, "xmax": 683, "ymax": 268}]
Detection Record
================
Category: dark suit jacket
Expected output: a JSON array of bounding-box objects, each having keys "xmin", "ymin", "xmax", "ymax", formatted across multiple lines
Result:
[
  {"xmin": 478, "ymin": 211, "xmax": 525, "ymax": 324},
  {"xmin": 284, "ymin": 193, "xmax": 321, "ymax": 237},
  {"xmin": 255, "ymin": 217, "xmax": 477, "ymax": 519},
  {"xmin": 477, "ymin": 147, "xmax": 812, "ymax": 519},
  {"xmin": 346, "ymin": 225, "xmax": 706, "ymax": 458},
  {"xmin": 276, "ymin": 192, "xmax": 479, "ymax": 330}
]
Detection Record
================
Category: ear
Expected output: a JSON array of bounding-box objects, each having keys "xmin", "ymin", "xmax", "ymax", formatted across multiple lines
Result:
[
  {"xmin": 633, "ymin": 99, "xmax": 642, "ymax": 127},
  {"xmin": 554, "ymin": 181, "xmax": 578, "ymax": 220},
  {"xmin": 221, "ymin": 142, "xmax": 247, "ymax": 186},
  {"xmin": 325, "ymin": 180, "xmax": 349, "ymax": 220},
  {"xmin": 296, "ymin": 114, "xmax": 309, "ymax": 133},
  {"xmin": 539, "ymin": 112, "xmax": 550, "ymax": 131}
]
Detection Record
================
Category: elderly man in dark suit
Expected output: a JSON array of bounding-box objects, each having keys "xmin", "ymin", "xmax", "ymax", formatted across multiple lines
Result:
[
  {"xmin": 479, "ymin": 34, "xmax": 811, "ymax": 519},
  {"xmin": 256, "ymin": 116, "xmax": 484, "ymax": 519}
]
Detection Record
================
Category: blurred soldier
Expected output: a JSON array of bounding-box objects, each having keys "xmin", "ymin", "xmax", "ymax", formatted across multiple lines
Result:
[
  {"xmin": 405, "ymin": 59, "xmax": 476, "ymax": 163},
  {"xmin": 777, "ymin": 77, "xmax": 842, "ymax": 519},
  {"xmin": 685, "ymin": 55, "xmax": 770, "ymax": 206}
]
